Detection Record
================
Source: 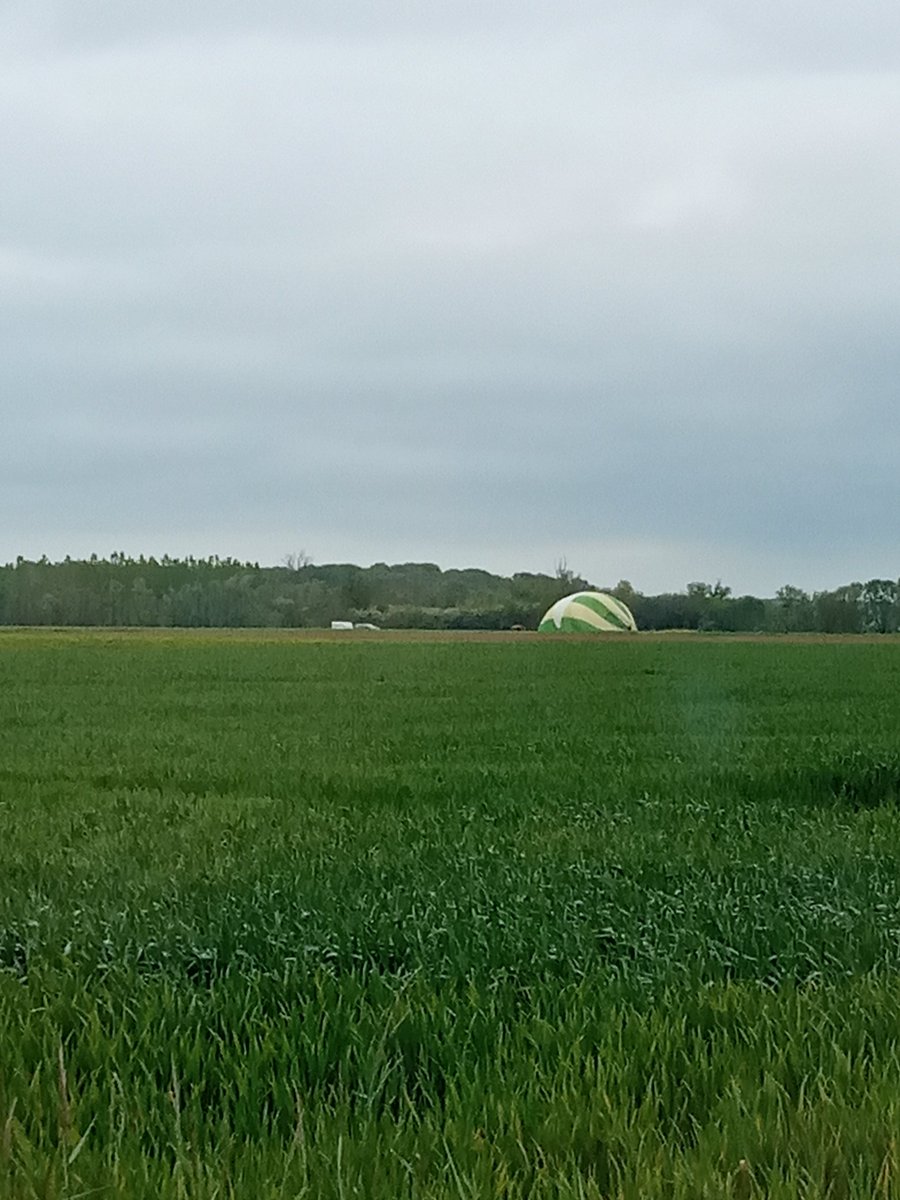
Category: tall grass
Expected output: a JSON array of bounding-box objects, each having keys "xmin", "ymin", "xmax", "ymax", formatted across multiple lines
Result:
[{"xmin": 2, "ymin": 631, "xmax": 900, "ymax": 1196}]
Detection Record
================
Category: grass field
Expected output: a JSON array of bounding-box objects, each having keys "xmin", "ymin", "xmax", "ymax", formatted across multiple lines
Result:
[{"xmin": 3, "ymin": 630, "xmax": 900, "ymax": 1198}]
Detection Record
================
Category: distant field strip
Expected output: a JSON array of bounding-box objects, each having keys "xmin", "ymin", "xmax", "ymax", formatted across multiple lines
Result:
[{"xmin": 3, "ymin": 631, "xmax": 900, "ymax": 1198}]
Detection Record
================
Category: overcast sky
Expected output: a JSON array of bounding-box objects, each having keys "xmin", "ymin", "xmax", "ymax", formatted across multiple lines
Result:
[{"xmin": 3, "ymin": 2, "xmax": 898, "ymax": 594}]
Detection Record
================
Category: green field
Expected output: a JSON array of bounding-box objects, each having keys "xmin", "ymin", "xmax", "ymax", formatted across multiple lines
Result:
[{"xmin": 3, "ymin": 630, "xmax": 900, "ymax": 1198}]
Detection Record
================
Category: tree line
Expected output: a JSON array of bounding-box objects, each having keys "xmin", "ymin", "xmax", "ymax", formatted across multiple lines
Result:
[{"xmin": 1, "ymin": 554, "xmax": 898, "ymax": 633}]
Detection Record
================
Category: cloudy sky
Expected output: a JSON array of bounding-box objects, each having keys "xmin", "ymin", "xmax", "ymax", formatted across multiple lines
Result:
[{"xmin": 3, "ymin": 2, "xmax": 898, "ymax": 594}]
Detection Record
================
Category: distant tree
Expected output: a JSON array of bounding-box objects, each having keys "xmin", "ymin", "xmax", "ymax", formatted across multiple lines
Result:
[
  {"xmin": 861, "ymin": 579, "xmax": 900, "ymax": 633},
  {"xmin": 774, "ymin": 585, "xmax": 815, "ymax": 632},
  {"xmin": 130, "ymin": 577, "xmax": 158, "ymax": 626},
  {"xmin": 814, "ymin": 587, "xmax": 863, "ymax": 634},
  {"xmin": 283, "ymin": 550, "xmax": 313, "ymax": 571},
  {"xmin": 683, "ymin": 582, "xmax": 712, "ymax": 629},
  {"xmin": 610, "ymin": 579, "xmax": 640, "ymax": 604},
  {"xmin": 730, "ymin": 595, "xmax": 767, "ymax": 632},
  {"xmin": 555, "ymin": 558, "xmax": 575, "ymax": 587},
  {"xmin": 39, "ymin": 592, "xmax": 60, "ymax": 624}
]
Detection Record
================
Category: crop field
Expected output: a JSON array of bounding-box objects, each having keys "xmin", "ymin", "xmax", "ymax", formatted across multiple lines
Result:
[{"xmin": 4, "ymin": 631, "xmax": 900, "ymax": 1199}]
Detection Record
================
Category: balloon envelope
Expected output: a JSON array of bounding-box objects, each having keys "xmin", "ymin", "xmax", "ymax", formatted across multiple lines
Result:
[{"xmin": 538, "ymin": 591, "xmax": 637, "ymax": 633}]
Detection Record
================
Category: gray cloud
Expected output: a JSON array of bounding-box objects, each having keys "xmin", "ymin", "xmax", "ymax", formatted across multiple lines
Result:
[{"xmin": 3, "ymin": 2, "xmax": 900, "ymax": 593}]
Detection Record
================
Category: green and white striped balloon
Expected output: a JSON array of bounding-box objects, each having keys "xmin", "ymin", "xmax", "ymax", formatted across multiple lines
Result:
[{"xmin": 538, "ymin": 591, "xmax": 637, "ymax": 633}]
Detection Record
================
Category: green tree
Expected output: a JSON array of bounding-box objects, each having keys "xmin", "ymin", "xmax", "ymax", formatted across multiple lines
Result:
[
  {"xmin": 774, "ymin": 585, "xmax": 814, "ymax": 633},
  {"xmin": 861, "ymin": 579, "xmax": 900, "ymax": 633}
]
